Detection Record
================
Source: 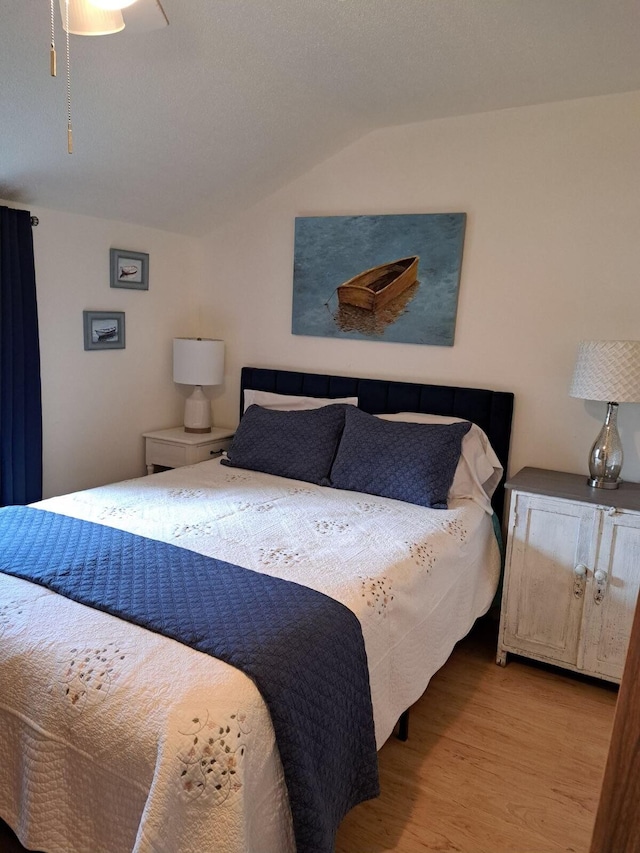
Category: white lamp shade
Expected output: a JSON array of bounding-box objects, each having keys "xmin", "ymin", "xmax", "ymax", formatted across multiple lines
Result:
[
  {"xmin": 59, "ymin": 0, "xmax": 124, "ymax": 34},
  {"xmin": 570, "ymin": 340, "xmax": 640, "ymax": 403},
  {"xmin": 173, "ymin": 338, "xmax": 224, "ymax": 387}
]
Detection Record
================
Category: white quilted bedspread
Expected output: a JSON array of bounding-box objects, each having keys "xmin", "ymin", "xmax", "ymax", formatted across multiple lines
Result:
[{"xmin": 0, "ymin": 460, "xmax": 500, "ymax": 853}]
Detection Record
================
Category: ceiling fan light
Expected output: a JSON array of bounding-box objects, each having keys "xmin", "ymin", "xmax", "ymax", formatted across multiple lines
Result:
[
  {"xmin": 59, "ymin": 0, "xmax": 125, "ymax": 35},
  {"xmin": 87, "ymin": 0, "xmax": 139, "ymax": 10}
]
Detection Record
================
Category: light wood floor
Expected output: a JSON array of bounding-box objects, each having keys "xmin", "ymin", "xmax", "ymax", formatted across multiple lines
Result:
[
  {"xmin": 336, "ymin": 619, "xmax": 617, "ymax": 853},
  {"xmin": 1, "ymin": 620, "xmax": 617, "ymax": 853}
]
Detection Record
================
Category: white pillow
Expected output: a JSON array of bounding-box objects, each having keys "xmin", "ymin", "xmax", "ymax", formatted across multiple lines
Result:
[
  {"xmin": 243, "ymin": 390, "xmax": 358, "ymax": 412},
  {"xmin": 377, "ymin": 412, "xmax": 502, "ymax": 514}
]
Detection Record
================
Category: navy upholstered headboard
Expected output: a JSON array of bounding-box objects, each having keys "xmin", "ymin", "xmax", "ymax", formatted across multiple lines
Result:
[{"xmin": 240, "ymin": 366, "xmax": 514, "ymax": 520}]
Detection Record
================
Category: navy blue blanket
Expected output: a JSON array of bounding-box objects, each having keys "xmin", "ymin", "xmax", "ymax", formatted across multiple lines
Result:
[{"xmin": 0, "ymin": 506, "xmax": 379, "ymax": 852}]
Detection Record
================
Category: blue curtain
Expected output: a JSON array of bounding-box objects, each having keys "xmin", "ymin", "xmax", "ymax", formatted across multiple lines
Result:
[{"xmin": 0, "ymin": 206, "xmax": 43, "ymax": 505}]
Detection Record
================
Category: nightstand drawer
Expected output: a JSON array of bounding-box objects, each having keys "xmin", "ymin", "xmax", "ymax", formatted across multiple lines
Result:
[
  {"xmin": 145, "ymin": 437, "xmax": 232, "ymax": 469},
  {"xmin": 188, "ymin": 437, "xmax": 233, "ymax": 463},
  {"xmin": 145, "ymin": 439, "xmax": 189, "ymax": 469}
]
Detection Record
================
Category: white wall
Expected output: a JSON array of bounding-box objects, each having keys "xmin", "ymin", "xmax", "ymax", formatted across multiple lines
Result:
[
  {"xmin": 200, "ymin": 90, "xmax": 640, "ymax": 485},
  {"xmin": 5, "ymin": 90, "xmax": 640, "ymax": 499},
  {"xmin": 5, "ymin": 204, "xmax": 206, "ymax": 497}
]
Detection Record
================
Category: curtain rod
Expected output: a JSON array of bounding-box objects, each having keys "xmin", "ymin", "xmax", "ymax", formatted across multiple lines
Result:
[{"xmin": 30, "ymin": 216, "xmax": 39, "ymax": 226}]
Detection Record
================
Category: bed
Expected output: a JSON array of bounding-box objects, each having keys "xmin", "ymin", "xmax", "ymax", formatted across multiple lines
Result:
[{"xmin": 0, "ymin": 366, "xmax": 513, "ymax": 853}]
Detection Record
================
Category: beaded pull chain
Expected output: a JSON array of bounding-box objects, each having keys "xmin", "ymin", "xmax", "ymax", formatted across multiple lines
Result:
[
  {"xmin": 50, "ymin": 0, "xmax": 56, "ymax": 76},
  {"xmin": 65, "ymin": 0, "xmax": 73, "ymax": 153},
  {"xmin": 49, "ymin": 0, "xmax": 73, "ymax": 152}
]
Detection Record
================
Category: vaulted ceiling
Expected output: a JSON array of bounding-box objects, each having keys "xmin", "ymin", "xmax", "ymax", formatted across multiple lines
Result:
[{"xmin": 2, "ymin": 0, "xmax": 640, "ymax": 236}]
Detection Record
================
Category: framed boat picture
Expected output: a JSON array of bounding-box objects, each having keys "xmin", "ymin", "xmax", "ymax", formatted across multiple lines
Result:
[
  {"xmin": 110, "ymin": 248, "xmax": 149, "ymax": 291},
  {"xmin": 83, "ymin": 311, "xmax": 126, "ymax": 350},
  {"xmin": 291, "ymin": 213, "xmax": 466, "ymax": 346}
]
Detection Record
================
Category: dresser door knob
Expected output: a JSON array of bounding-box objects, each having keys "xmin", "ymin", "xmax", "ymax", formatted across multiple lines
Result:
[
  {"xmin": 573, "ymin": 564, "xmax": 587, "ymax": 598},
  {"xmin": 594, "ymin": 569, "xmax": 608, "ymax": 604}
]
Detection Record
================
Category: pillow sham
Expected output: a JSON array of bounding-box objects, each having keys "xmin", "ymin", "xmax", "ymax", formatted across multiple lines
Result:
[
  {"xmin": 243, "ymin": 390, "xmax": 358, "ymax": 412},
  {"xmin": 221, "ymin": 403, "xmax": 347, "ymax": 485},
  {"xmin": 378, "ymin": 412, "xmax": 502, "ymax": 514},
  {"xmin": 329, "ymin": 406, "xmax": 472, "ymax": 509}
]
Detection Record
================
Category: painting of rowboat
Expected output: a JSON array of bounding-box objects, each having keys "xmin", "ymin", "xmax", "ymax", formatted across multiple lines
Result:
[
  {"xmin": 94, "ymin": 325, "xmax": 118, "ymax": 342},
  {"xmin": 291, "ymin": 213, "xmax": 466, "ymax": 346}
]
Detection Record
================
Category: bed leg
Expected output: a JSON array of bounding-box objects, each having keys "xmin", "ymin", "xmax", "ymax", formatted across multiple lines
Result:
[{"xmin": 396, "ymin": 709, "xmax": 409, "ymax": 741}]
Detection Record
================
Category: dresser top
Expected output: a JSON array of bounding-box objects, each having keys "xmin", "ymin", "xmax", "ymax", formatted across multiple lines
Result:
[{"xmin": 506, "ymin": 467, "xmax": 640, "ymax": 512}]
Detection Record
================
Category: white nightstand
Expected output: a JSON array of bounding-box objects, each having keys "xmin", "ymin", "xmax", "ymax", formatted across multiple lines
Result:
[
  {"xmin": 143, "ymin": 426, "xmax": 235, "ymax": 475},
  {"xmin": 497, "ymin": 467, "xmax": 640, "ymax": 683}
]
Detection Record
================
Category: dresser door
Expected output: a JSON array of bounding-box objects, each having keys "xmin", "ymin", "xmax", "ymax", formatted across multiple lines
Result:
[
  {"xmin": 582, "ymin": 509, "xmax": 640, "ymax": 681},
  {"xmin": 502, "ymin": 493, "xmax": 596, "ymax": 667}
]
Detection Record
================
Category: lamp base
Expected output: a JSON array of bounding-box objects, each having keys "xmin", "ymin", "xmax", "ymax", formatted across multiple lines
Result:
[
  {"xmin": 586, "ymin": 402, "xmax": 623, "ymax": 492},
  {"xmin": 183, "ymin": 385, "xmax": 212, "ymax": 433},
  {"xmin": 587, "ymin": 476, "xmax": 621, "ymax": 490}
]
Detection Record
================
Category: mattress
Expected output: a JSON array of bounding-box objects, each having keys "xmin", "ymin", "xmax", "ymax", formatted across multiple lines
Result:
[{"xmin": 0, "ymin": 458, "xmax": 500, "ymax": 853}]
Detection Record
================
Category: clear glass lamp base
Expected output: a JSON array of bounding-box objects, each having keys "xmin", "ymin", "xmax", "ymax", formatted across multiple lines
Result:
[
  {"xmin": 587, "ymin": 402, "xmax": 623, "ymax": 490},
  {"xmin": 587, "ymin": 476, "xmax": 622, "ymax": 490}
]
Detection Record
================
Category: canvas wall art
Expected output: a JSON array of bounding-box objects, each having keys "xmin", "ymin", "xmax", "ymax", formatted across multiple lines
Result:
[{"xmin": 291, "ymin": 213, "xmax": 466, "ymax": 346}]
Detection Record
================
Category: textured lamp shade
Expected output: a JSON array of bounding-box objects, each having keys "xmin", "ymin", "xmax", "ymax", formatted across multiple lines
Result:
[
  {"xmin": 173, "ymin": 338, "xmax": 224, "ymax": 433},
  {"xmin": 569, "ymin": 340, "xmax": 640, "ymax": 403},
  {"xmin": 569, "ymin": 340, "xmax": 640, "ymax": 489},
  {"xmin": 59, "ymin": 0, "xmax": 124, "ymax": 34}
]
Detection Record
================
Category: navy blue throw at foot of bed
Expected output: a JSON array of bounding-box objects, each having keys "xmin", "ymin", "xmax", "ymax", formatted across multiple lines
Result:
[{"xmin": 0, "ymin": 505, "xmax": 380, "ymax": 853}]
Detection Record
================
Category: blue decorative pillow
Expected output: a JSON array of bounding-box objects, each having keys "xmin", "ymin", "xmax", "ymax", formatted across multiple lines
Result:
[
  {"xmin": 329, "ymin": 407, "xmax": 472, "ymax": 508},
  {"xmin": 221, "ymin": 404, "xmax": 347, "ymax": 485}
]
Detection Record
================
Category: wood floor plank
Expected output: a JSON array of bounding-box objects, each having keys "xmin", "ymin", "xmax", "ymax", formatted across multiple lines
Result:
[{"xmin": 336, "ymin": 619, "xmax": 617, "ymax": 853}]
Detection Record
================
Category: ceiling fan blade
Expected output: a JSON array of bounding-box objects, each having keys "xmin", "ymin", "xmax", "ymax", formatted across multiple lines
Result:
[
  {"xmin": 87, "ymin": 0, "xmax": 139, "ymax": 8},
  {"xmin": 122, "ymin": 0, "xmax": 169, "ymax": 33}
]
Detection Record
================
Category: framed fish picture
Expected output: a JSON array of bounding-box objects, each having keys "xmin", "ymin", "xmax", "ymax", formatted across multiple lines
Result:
[
  {"xmin": 110, "ymin": 248, "xmax": 149, "ymax": 291},
  {"xmin": 291, "ymin": 213, "xmax": 466, "ymax": 346}
]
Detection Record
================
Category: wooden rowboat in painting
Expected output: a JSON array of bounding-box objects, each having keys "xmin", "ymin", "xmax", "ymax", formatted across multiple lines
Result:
[
  {"xmin": 95, "ymin": 326, "xmax": 117, "ymax": 342},
  {"xmin": 337, "ymin": 256, "xmax": 419, "ymax": 311}
]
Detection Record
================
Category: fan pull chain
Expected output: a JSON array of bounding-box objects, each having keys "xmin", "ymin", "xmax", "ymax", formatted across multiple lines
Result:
[
  {"xmin": 65, "ymin": 0, "xmax": 73, "ymax": 154},
  {"xmin": 50, "ymin": 0, "xmax": 56, "ymax": 76}
]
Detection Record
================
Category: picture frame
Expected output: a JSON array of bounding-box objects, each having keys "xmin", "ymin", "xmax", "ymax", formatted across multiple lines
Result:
[
  {"xmin": 83, "ymin": 311, "xmax": 126, "ymax": 351},
  {"xmin": 292, "ymin": 213, "xmax": 466, "ymax": 346},
  {"xmin": 110, "ymin": 248, "xmax": 149, "ymax": 291}
]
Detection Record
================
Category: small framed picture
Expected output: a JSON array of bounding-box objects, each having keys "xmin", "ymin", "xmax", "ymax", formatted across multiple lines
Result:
[
  {"xmin": 110, "ymin": 248, "xmax": 149, "ymax": 291},
  {"xmin": 83, "ymin": 311, "xmax": 126, "ymax": 350}
]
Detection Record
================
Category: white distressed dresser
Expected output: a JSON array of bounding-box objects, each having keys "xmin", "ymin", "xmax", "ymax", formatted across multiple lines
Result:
[{"xmin": 497, "ymin": 467, "xmax": 640, "ymax": 683}]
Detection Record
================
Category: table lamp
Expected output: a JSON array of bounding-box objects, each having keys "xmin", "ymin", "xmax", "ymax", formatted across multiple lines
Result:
[
  {"xmin": 173, "ymin": 338, "xmax": 224, "ymax": 433},
  {"xmin": 569, "ymin": 340, "xmax": 640, "ymax": 489}
]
